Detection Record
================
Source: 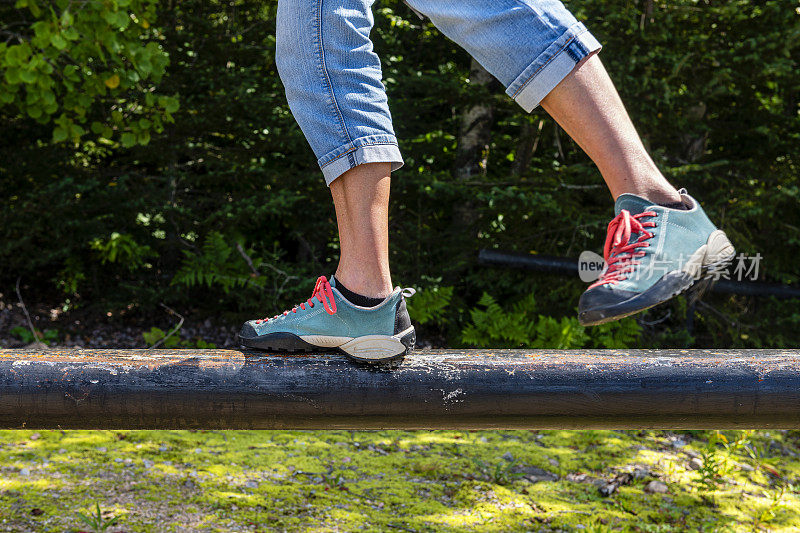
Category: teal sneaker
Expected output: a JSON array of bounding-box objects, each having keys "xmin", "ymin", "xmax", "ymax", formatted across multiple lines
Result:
[
  {"xmin": 579, "ymin": 189, "xmax": 735, "ymax": 326},
  {"xmin": 237, "ymin": 275, "xmax": 416, "ymax": 364}
]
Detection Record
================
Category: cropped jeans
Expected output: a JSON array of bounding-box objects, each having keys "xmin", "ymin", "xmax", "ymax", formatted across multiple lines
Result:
[{"xmin": 276, "ymin": 0, "xmax": 602, "ymax": 185}]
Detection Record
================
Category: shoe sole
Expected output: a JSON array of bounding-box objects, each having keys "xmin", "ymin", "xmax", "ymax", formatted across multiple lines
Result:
[
  {"xmin": 579, "ymin": 230, "xmax": 735, "ymax": 326},
  {"xmin": 237, "ymin": 326, "xmax": 416, "ymax": 366}
]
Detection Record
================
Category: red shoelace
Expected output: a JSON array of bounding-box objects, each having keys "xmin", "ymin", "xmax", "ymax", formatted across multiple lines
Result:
[
  {"xmin": 256, "ymin": 275, "xmax": 337, "ymax": 324},
  {"xmin": 589, "ymin": 209, "xmax": 657, "ymax": 288}
]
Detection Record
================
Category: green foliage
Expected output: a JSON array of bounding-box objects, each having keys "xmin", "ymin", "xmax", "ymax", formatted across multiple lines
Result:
[
  {"xmin": 9, "ymin": 326, "xmax": 58, "ymax": 345},
  {"xmin": 0, "ymin": 0, "xmax": 177, "ymax": 146},
  {"xmin": 461, "ymin": 292, "xmax": 641, "ymax": 349},
  {"xmin": 695, "ymin": 431, "xmax": 752, "ymax": 492},
  {"xmin": 90, "ymin": 232, "xmax": 156, "ymax": 270},
  {"xmin": 406, "ymin": 285, "xmax": 453, "ymax": 326},
  {"xmin": 76, "ymin": 503, "xmax": 119, "ymax": 533},
  {"xmin": 172, "ymin": 231, "xmax": 263, "ymax": 294},
  {"xmin": 142, "ymin": 326, "xmax": 216, "ymax": 349},
  {"xmin": 142, "ymin": 326, "xmax": 179, "ymax": 348},
  {"xmin": 470, "ymin": 457, "xmax": 524, "ymax": 485}
]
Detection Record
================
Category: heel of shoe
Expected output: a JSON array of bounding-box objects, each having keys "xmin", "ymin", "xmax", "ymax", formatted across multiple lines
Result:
[
  {"xmin": 339, "ymin": 326, "xmax": 415, "ymax": 364},
  {"xmin": 702, "ymin": 230, "xmax": 736, "ymax": 275},
  {"xmin": 682, "ymin": 230, "xmax": 736, "ymax": 280}
]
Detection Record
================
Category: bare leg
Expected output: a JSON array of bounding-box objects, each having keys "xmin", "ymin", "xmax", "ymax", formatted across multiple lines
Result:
[
  {"xmin": 329, "ymin": 162, "xmax": 393, "ymax": 298},
  {"xmin": 540, "ymin": 54, "xmax": 681, "ymax": 205}
]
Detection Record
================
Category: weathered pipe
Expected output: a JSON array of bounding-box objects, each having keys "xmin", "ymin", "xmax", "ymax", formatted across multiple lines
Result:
[
  {"xmin": 2, "ymin": 348, "xmax": 800, "ymax": 429},
  {"xmin": 478, "ymin": 249, "xmax": 800, "ymax": 299}
]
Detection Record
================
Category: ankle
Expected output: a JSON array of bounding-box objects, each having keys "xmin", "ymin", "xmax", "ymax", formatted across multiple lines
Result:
[
  {"xmin": 334, "ymin": 268, "xmax": 392, "ymax": 299},
  {"xmin": 614, "ymin": 176, "xmax": 681, "ymax": 206}
]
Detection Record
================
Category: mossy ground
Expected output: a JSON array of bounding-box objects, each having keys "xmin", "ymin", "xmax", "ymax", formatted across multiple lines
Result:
[{"xmin": 1, "ymin": 430, "xmax": 798, "ymax": 532}]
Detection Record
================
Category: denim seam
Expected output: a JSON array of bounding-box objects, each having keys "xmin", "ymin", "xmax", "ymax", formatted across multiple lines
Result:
[
  {"xmin": 320, "ymin": 140, "xmax": 400, "ymax": 169},
  {"xmin": 510, "ymin": 28, "xmax": 582, "ymax": 99},
  {"xmin": 313, "ymin": 0, "xmax": 352, "ymax": 145}
]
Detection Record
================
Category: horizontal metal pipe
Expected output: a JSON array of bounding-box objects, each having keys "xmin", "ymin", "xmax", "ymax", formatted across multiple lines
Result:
[
  {"xmin": 478, "ymin": 249, "xmax": 800, "ymax": 299},
  {"xmin": 2, "ymin": 348, "xmax": 800, "ymax": 429}
]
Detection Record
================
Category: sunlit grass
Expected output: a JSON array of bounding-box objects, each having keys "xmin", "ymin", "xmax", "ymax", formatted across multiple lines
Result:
[{"xmin": 0, "ymin": 430, "xmax": 799, "ymax": 531}]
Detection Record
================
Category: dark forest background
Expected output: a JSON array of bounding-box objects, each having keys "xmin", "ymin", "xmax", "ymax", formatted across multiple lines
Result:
[{"xmin": 1, "ymin": 0, "xmax": 798, "ymax": 349}]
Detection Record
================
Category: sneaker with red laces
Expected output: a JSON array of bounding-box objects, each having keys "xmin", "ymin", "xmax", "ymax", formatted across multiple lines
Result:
[
  {"xmin": 578, "ymin": 189, "xmax": 735, "ymax": 326},
  {"xmin": 237, "ymin": 275, "xmax": 416, "ymax": 364}
]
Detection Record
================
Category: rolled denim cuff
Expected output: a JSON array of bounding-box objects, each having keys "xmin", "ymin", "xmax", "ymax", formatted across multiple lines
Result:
[
  {"xmin": 507, "ymin": 22, "xmax": 602, "ymax": 112},
  {"xmin": 319, "ymin": 134, "xmax": 404, "ymax": 186}
]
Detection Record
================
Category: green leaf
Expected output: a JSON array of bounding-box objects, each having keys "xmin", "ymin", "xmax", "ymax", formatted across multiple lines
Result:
[
  {"xmin": 52, "ymin": 126, "xmax": 68, "ymax": 142},
  {"xmin": 19, "ymin": 69, "xmax": 37, "ymax": 83},
  {"xmin": 50, "ymin": 34, "xmax": 67, "ymax": 50},
  {"xmin": 120, "ymin": 132, "xmax": 136, "ymax": 147},
  {"xmin": 164, "ymin": 97, "xmax": 179, "ymax": 113}
]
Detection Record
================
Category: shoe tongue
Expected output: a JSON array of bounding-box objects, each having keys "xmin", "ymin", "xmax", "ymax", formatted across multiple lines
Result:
[{"xmin": 614, "ymin": 193, "xmax": 654, "ymax": 216}]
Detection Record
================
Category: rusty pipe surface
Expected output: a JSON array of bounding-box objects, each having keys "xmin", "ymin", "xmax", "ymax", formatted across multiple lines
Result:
[{"xmin": 1, "ymin": 348, "xmax": 799, "ymax": 429}]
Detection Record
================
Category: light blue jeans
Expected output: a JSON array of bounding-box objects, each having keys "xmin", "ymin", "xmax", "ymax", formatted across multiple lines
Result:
[{"xmin": 276, "ymin": 0, "xmax": 601, "ymax": 185}]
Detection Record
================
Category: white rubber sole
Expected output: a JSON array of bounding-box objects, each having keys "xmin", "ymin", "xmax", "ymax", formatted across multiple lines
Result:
[
  {"xmin": 300, "ymin": 326, "xmax": 415, "ymax": 362},
  {"xmin": 682, "ymin": 229, "xmax": 737, "ymax": 279}
]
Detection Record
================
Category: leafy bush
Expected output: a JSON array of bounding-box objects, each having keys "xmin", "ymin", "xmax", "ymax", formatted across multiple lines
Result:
[{"xmin": 461, "ymin": 292, "xmax": 641, "ymax": 349}]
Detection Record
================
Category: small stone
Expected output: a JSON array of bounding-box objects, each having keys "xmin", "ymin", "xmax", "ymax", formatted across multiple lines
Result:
[
  {"xmin": 159, "ymin": 445, "xmax": 169, "ymax": 452},
  {"xmin": 143, "ymin": 459, "xmax": 154, "ymax": 468},
  {"xmin": 244, "ymin": 480, "xmax": 259, "ymax": 488},
  {"xmin": 29, "ymin": 433, "xmax": 40, "ymax": 441},
  {"xmin": 566, "ymin": 472, "xmax": 587, "ymax": 482},
  {"xmin": 194, "ymin": 448, "xmax": 202, "ymax": 454},
  {"xmin": 516, "ymin": 466, "xmax": 558, "ymax": 483},
  {"xmin": 688, "ymin": 457, "xmax": 703, "ymax": 471},
  {"xmin": 644, "ymin": 480, "xmax": 669, "ymax": 494},
  {"xmin": 58, "ymin": 448, "xmax": 66, "ymax": 454},
  {"xmin": 341, "ymin": 457, "xmax": 351, "ymax": 463},
  {"xmin": 633, "ymin": 466, "xmax": 650, "ymax": 479},
  {"xmin": 548, "ymin": 458, "xmax": 560, "ymax": 468},
  {"xmin": 96, "ymin": 446, "xmax": 107, "ymax": 453},
  {"xmin": 19, "ymin": 468, "xmax": 30, "ymax": 476},
  {"xmin": 671, "ymin": 438, "xmax": 687, "ymax": 448},
  {"xmin": 501, "ymin": 452, "xmax": 515, "ymax": 462},
  {"xmin": 114, "ymin": 458, "xmax": 123, "ymax": 463}
]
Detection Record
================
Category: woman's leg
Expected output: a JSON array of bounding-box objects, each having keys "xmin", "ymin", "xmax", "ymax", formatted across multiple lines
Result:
[
  {"xmin": 275, "ymin": 0, "xmax": 403, "ymax": 297},
  {"xmin": 330, "ymin": 162, "xmax": 393, "ymax": 298},
  {"xmin": 541, "ymin": 54, "xmax": 680, "ymax": 204}
]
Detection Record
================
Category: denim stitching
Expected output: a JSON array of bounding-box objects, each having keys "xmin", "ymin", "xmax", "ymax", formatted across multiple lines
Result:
[
  {"xmin": 320, "ymin": 141, "xmax": 400, "ymax": 168},
  {"xmin": 314, "ymin": 0, "xmax": 352, "ymax": 144},
  {"xmin": 566, "ymin": 42, "xmax": 582, "ymax": 62}
]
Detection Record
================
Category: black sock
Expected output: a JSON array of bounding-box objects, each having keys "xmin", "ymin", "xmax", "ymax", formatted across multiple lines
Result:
[
  {"xmin": 334, "ymin": 278, "xmax": 385, "ymax": 307},
  {"xmin": 659, "ymin": 200, "xmax": 688, "ymax": 210}
]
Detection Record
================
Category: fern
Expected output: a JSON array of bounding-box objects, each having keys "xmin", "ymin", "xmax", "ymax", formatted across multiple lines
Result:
[
  {"xmin": 172, "ymin": 231, "xmax": 265, "ymax": 293},
  {"xmin": 462, "ymin": 292, "xmax": 640, "ymax": 349},
  {"xmin": 406, "ymin": 286, "xmax": 453, "ymax": 326}
]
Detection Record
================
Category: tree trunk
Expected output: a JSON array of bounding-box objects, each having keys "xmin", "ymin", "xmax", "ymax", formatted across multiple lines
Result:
[
  {"xmin": 511, "ymin": 118, "xmax": 544, "ymax": 176},
  {"xmin": 454, "ymin": 58, "xmax": 495, "ymax": 182},
  {"xmin": 452, "ymin": 59, "xmax": 495, "ymax": 232}
]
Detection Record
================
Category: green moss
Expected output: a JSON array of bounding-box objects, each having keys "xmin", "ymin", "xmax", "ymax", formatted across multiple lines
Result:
[{"xmin": 0, "ymin": 430, "xmax": 798, "ymax": 531}]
